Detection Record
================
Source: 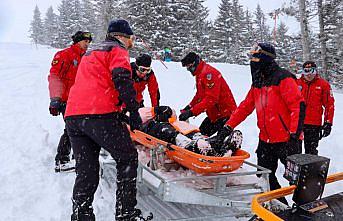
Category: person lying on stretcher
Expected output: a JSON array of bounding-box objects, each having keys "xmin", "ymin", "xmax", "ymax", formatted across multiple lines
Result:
[{"xmin": 138, "ymin": 106, "xmax": 243, "ymax": 157}]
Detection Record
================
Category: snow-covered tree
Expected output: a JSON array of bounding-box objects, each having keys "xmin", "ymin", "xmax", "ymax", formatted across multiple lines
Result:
[
  {"xmin": 57, "ymin": 0, "xmax": 74, "ymax": 47},
  {"xmin": 92, "ymin": 0, "xmax": 124, "ymax": 42},
  {"xmin": 43, "ymin": 6, "xmax": 59, "ymax": 47},
  {"xmin": 254, "ymin": 4, "xmax": 270, "ymax": 42},
  {"xmin": 79, "ymin": 0, "xmax": 96, "ymax": 38},
  {"xmin": 209, "ymin": 0, "xmax": 235, "ymax": 62},
  {"xmin": 29, "ymin": 5, "xmax": 44, "ymax": 45}
]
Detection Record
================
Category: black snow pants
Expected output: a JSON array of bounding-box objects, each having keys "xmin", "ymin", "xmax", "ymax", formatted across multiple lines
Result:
[
  {"xmin": 256, "ymin": 140, "xmax": 289, "ymax": 205},
  {"xmin": 55, "ymin": 103, "xmax": 71, "ymax": 163},
  {"xmin": 199, "ymin": 117, "xmax": 229, "ymax": 137},
  {"xmin": 302, "ymin": 124, "xmax": 322, "ymax": 155},
  {"xmin": 65, "ymin": 112, "xmax": 138, "ymax": 217}
]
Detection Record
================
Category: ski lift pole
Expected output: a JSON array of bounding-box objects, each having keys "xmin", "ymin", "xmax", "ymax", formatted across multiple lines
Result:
[{"xmin": 137, "ymin": 37, "xmax": 168, "ymax": 69}]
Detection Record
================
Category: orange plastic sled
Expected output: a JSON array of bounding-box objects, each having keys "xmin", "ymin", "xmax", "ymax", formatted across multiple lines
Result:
[{"xmin": 130, "ymin": 129, "xmax": 250, "ymax": 174}]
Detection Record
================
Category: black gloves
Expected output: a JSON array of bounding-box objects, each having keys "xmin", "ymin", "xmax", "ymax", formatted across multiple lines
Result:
[
  {"xmin": 129, "ymin": 110, "xmax": 143, "ymax": 131},
  {"xmin": 179, "ymin": 110, "xmax": 193, "ymax": 121},
  {"xmin": 322, "ymin": 122, "xmax": 332, "ymax": 138},
  {"xmin": 216, "ymin": 125, "xmax": 233, "ymax": 145},
  {"xmin": 49, "ymin": 98, "xmax": 62, "ymax": 116},
  {"xmin": 181, "ymin": 105, "xmax": 191, "ymax": 112},
  {"xmin": 288, "ymin": 133, "xmax": 301, "ymax": 155}
]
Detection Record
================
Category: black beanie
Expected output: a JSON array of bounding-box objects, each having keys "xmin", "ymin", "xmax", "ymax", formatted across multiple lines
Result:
[
  {"xmin": 303, "ymin": 61, "xmax": 317, "ymax": 69},
  {"xmin": 181, "ymin": 52, "xmax": 199, "ymax": 66},
  {"xmin": 107, "ymin": 19, "xmax": 134, "ymax": 37},
  {"xmin": 251, "ymin": 42, "xmax": 276, "ymax": 62},
  {"xmin": 72, "ymin": 31, "xmax": 92, "ymax": 44},
  {"xmin": 136, "ymin": 54, "xmax": 152, "ymax": 67}
]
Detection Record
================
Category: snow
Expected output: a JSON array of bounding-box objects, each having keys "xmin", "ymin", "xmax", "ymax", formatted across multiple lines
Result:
[{"xmin": 1, "ymin": 43, "xmax": 342, "ymax": 220}]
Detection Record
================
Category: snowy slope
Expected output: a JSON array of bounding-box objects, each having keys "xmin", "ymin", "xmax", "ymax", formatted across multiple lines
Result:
[{"xmin": 0, "ymin": 43, "xmax": 342, "ymax": 220}]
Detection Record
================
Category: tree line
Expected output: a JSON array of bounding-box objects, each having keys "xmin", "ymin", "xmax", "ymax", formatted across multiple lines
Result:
[{"xmin": 29, "ymin": 0, "xmax": 342, "ymax": 88}]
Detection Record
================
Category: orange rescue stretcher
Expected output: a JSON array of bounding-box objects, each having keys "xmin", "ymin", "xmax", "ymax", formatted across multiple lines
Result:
[{"xmin": 130, "ymin": 129, "xmax": 250, "ymax": 174}]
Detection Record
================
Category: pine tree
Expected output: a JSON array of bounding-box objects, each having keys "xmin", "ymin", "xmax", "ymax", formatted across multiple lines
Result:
[
  {"xmin": 209, "ymin": 0, "xmax": 246, "ymax": 63},
  {"xmin": 168, "ymin": 0, "xmax": 197, "ymax": 60},
  {"xmin": 188, "ymin": 0, "xmax": 210, "ymax": 52},
  {"xmin": 29, "ymin": 5, "xmax": 44, "ymax": 45},
  {"xmin": 79, "ymin": 0, "xmax": 97, "ymax": 40},
  {"xmin": 298, "ymin": 0, "xmax": 311, "ymax": 60},
  {"xmin": 93, "ymin": 0, "xmax": 124, "ymax": 42},
  {"xmin": 237, "ymin": 10, "xmax": 256, "ymax": 64},
  {"xmin": 254, "ymin": 4, "xmax": 270, "ymax": 42},
  {"xmin": 43, "ymin": 6, "xmax": 59, "ymax": 47},
  {"xmin": 57, "ymin": 0, "xmax": 83, "ymax": 47},
  {"xmin": 57, "ymin": 0, "xmax": 74, "ymax": 47},
  {"xmin": 69, "ymin": 0, "xmax": 82, "ymax": 33},
  {"xmin": 323, "ymin": 0, "xmax": 343, "ymax": 86},
  {"xmin": 209, "ymin": 0, "xmax": 235, "ymax": 62}
]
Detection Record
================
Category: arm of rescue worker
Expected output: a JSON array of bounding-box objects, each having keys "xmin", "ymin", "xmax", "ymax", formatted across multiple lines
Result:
[
  {"xmin": 190, "ymin": 73, "xmax": 222, "ymax": 116},
  {"xmin": 147, "ymin": 72, "xmax": 160, "ymax": 107},
  {"xmin": 109, "ymin": 47, "xmax": 139, "ymax": 112},
  {"xmin": 279, "ymin": 77, "xmax": 305, "ymax": 137},
  {"xmin": 189, "ymin": 88, "xmax": 201, "ymax": 108},
  {"xmin": 48, "ymin": 51, "xmax": 66, "ymax": 99},
  {"xmin": 226, "ymin": 87, "xmax": 255, "ymax": 128},
  {"xmin": 322, "ymin": 81, "xmax": 335, "ymax": 124}
]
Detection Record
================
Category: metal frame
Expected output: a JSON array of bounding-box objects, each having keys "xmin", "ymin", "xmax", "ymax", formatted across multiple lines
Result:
[{"xmin": 137, "ymin": 160, "xmax": 271, "ymax": 209}]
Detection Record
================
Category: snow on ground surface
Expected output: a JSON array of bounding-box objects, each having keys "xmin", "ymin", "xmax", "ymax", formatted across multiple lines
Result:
[{"xmin": 0, "ymin": 43, "xmax": 342, "ymax": 220}]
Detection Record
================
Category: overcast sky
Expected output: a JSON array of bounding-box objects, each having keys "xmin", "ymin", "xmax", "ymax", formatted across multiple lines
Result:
[{"xmin": 0, "ymin": 0, "xmax": 299, "ymax": 43}]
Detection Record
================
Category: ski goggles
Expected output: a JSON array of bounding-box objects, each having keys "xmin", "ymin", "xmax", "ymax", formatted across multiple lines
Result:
[
  {"xmin": 137, "ymin": 66, "xmax": 152, "ymax": 74},
  {"xmin": 302, "ymin": 67, "xmax": 317, "ymax": 75}
]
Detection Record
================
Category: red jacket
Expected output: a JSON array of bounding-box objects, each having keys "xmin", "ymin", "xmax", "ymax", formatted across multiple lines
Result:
[
  {"xmin": 189, "ymin": 60, "xmax": 237, "ymax": 122},
  {"xmin": 48, "ymin": 44, "xmax": 85, "ymax": 102},
  {"xmin": 297, "ymin": 75, "xmax": 335, "ymax": 126},
  {"xmin": 65, "ymin": 40, "xmax": 138, "ymax": 117},
  {"xmin": 131, "ymin": 63, "xmax": 160, "ymax": 107},
  {"xmin": 226, "ymin": 67, "xmax": 305, "ymax": 143}
]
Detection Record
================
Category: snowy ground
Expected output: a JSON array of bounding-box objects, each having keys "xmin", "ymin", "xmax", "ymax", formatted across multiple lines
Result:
[{"xmin": 0, "ymin": 43, "xmax": 342, "ymax": 220}]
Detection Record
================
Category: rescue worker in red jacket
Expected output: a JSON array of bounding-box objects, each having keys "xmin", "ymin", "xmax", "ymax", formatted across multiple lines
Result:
[
  {"xmin": 48, "ymin": 31, "xmax": 92, "ymax": 172},
  {"xmin": 65, "ymin": 20, "xmax": 150, "ymax": 221},
  {"xmin": 297, "ymin": 61, "xmax": 335, "ymax": 155},
  {"xmin": 218, "ymin": 43, "xmax": 305, "ymax": 205},
  {"xmin": 179, "ymin": 52, "xmax": 237, "ymax": 136},
  {"xmin": 131, "ymin": 54, "xmax": 160, "ymax": 107}
]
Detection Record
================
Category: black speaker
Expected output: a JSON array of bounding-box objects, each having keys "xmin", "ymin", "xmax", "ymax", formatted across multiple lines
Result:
[{"xmin": 283, "ymin": 154, "xmax": 330, "ymax": 205}]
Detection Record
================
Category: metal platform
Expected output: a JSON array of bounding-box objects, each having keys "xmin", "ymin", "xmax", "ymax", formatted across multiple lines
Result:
[{"xmin": 99, "ymin": 150, "xmax": 271, "ymax": 220}]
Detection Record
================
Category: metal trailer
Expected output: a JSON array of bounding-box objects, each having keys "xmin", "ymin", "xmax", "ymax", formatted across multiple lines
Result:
[{"xmin": 100, "ymin": 148, "xmax": 271, "ymax": 221}]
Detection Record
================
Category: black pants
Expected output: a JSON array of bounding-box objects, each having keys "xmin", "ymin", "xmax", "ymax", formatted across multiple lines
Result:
[
  {"xmin": 199, "ymin": 117, "xmax": 229, "ymax": 137},
  {"xmin": 256, "ymin": 140, "xmax": 289, "ymax": 205},
  {"xmin": 66, "ymin": 113, "xmax": 138, "ymax": 217},
  {"xmin": 55, "ymin": 103, "xmax": 71, "ymax": 163},
  {"xmin": 303, "ymin": 124, "xmax": 321, "ymax": 155}
]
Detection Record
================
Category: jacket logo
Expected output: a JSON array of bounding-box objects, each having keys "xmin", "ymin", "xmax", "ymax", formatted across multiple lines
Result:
[
  {"xmin": 206, "ymin": 73, "xmax": 212, "ymax": 80},
  {"xmin": 298, "ymin": 85, "xmax": 302, "ymax": 91},
  {"xmin": 73, "ymin": 59, "xmax": 78, "ymax": 66},
  {"xmin": 52, "ymin": 60, "xmax": 59, "ymax": 65},
  {"xmin": 207, "ymin": 82, "xmax": 215, "ymax": 88}
]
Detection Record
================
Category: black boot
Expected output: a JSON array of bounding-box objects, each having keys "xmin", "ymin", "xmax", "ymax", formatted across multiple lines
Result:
[
  {"xmin": 116, "ymin": 208, "xmax": 153, "ymax": 221},
  {"xmin": 71, "ymin": 199, "xmax": 95, "ymax": 221}
]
